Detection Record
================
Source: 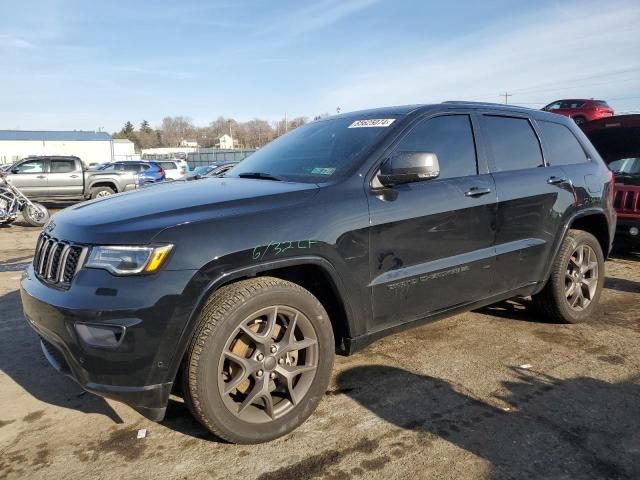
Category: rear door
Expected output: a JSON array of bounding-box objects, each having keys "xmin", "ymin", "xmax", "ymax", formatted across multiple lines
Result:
[
  {"xmin": 478, "ymin": 113, "xmax": 575, "ymax": 293},
  {"xmin": 47, "ymin": 157, "xmax": 83, "ymax": 196},
  {"xmin": 368, "ymin": 113, "xmax": 497, "ymax": 330},
  {"xmin": 6, "ymin": 158, "xmax": 48, "ymax": 196}
]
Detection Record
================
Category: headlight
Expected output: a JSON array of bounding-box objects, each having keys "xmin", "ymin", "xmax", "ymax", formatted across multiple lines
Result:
[{"xmin": 85, "ymin": 245, "xmax": 173, "ymax": 275}]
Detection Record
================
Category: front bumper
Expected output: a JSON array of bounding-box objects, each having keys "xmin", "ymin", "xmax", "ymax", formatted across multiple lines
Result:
[
  {"xmin": 20, "ymin": 265, "xmax": 198, "ymax": 420},
  {"xmin": 615, "ymin": 219, "xmax": 640, "ymax": 247}
]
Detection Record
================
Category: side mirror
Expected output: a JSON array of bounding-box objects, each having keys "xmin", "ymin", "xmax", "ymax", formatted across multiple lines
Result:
[
  {"xmin": 11, "ymin": 168, "xmax": 19, "ymax": 174},
  {"xmin": 378, "ymin": 151, "xmax": 440, "ymax": 187}
]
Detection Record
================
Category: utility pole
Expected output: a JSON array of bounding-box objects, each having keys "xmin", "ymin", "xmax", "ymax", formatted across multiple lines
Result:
[
  {"xmin": 500, "ymin": 92, "xmax": 512, "ymax": 104},
  {"xmin": 336, "ymin": 106, "xmax": 341, "ymax": 114}
]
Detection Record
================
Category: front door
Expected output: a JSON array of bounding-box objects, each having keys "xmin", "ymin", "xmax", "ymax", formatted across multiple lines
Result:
[
  {"xmin": 6, "ymin": 158, "xmax": 48, "ymax": 196},
  {"xmin": 368, "ymin": 114, "xmax": 497, "ymax": 331}
]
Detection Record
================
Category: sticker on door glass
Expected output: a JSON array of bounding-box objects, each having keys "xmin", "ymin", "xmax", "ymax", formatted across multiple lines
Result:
[
  {"xmin": 348, "ymin": 119, "xmax": 395, "ymax": 128},
  {"xmin": 311, "ymin": 167, "xmax": 336, "ymax": 175}
]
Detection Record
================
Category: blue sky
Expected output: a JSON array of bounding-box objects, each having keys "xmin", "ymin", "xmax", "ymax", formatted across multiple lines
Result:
[{"xmin": 1, "ymin": 0, "xmax": 639, "ymax": 131}]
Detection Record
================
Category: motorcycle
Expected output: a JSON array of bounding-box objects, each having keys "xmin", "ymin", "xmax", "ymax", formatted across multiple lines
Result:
[{"xmin": 0, "ymin": 170, "xmax": 50, "ymax": 227}]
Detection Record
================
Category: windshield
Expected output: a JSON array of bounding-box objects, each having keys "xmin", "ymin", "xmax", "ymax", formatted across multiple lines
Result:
[
  {"xmin": 229, "ymin": 116, "xmax": 398, "ymax": 182},
  {"xmin": 609, "ymin": 158, "xmax": 640, "ymax": 175}
]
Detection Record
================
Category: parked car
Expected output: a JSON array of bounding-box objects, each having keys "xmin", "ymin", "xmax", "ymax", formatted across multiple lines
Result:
[
  {"xmin": 21, "ymin": 102, "xmax": 615, "ymax": 444},
  {"xmin": 5, "ymin": 156, "xmax": 138, "ymax": 200},
  {"xmin": 581, "ymin": 115, "xmax": 640, "ymax": 249},
  {"xmin": 542, "ymin": 99, "xmax": 614, "ymax": 125},
  {"xmin": 155, "ymin": 160, "xmax": 185, "ymax": 181},
  {"xmin": 187, "ymin": 162, "xmax": 238, "ymax": 180}
]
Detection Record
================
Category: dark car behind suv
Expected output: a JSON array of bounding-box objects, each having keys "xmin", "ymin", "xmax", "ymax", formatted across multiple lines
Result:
[
  {"xmin": 581, "ymin": 114, "xmax": 640, "ymax": 249},
  {"xmin": 21, "ymin": 102, "xmax": 615, "ymax": 444}
]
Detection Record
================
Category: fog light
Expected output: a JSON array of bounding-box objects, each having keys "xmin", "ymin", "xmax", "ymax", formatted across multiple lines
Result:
[
  {"xmin": 75, "ymin": 323, "xmax": 124, "ymax": 348},
  {"xmin": 630, "ymin": 227, "xmax": 639, "ymax": 236}
]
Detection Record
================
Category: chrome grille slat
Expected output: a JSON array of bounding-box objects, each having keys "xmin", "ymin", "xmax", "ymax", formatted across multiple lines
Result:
[{"xmin": 33, "ymin": 234, "xmax": 87, "ymax": 289}]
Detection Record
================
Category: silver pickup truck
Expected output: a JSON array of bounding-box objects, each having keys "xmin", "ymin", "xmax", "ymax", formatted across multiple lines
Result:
[{"xmin": 4, "ymin": 156, "xmax": 138, "ymax": 200}]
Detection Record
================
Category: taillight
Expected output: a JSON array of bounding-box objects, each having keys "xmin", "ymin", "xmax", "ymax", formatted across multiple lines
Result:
[
  {"xmin": 158, "ymin": 168, "xmax": 165, "ymax": 175},
  {"xmin": 608, "ymin": 169, "xmax": 615, "ymax": 203}
]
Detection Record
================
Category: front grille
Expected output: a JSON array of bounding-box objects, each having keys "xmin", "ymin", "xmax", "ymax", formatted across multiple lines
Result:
[
  {"xmin": 33, "ymin": 234, "xmax": 88, "ymax": 288},
  {"xmin": 614, "ymin": 189, "xmax": 640, "ymax": 213}
]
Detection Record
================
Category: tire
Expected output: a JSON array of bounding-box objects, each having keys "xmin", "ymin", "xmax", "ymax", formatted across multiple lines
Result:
[
  {"xmin": 573, "ymin": 116, "xmax": 587, "ymax": 125},
  {"xmin": 532, "ymin": 229, "xmax": 604, "ymax": 323},
  {"xmin": 182, "ymin": 276, "xmax": 334, "ymax": 444},
  {"xmin": 22, "ymin": 202, "xmax": 50, "ymax": 227},
  {"xmin": 89, "ymin": 186, "xmax": 115, "ymax": 199}
]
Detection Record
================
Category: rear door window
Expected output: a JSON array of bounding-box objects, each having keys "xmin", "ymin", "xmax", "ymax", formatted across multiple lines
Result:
[
  {"xmin": 394, "ymin": 114, "xmax": 478, "ymax": 179},
  {"xmin": 538, "ymin": 121, "xmax": 588, "ymax": 165},
  {"xmin": 50, "ymin": 158, "xmax": 76, "ymax": 173},
  {"xmin": 482, "ymin": 115, "xmax": 544, "ymax": 172},
  {"xmin": 158, "ymin": 162, "xmax": 177, "ymax": 170}
]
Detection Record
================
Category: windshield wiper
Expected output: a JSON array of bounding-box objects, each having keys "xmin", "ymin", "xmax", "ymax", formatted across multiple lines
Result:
[{"xmin": 238, "ymin": 172, "xmax": 284, "ymax": 181}]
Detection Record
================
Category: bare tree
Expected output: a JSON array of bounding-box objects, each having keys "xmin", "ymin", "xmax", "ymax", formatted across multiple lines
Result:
[{"xmin": 160, "ymin": 116, "xmax": 196, "ymax": 147}]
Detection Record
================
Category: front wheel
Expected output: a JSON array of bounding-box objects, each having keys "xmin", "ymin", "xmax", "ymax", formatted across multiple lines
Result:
[
  {"xmin": 532, "ymin": 229, "xmax": 604, "ymax": 323},
  {"xmin": 89, "ymin": 186, "xmax": 115, "ymax": 199},
  {"xmin": 182, "ymin": 277, "xmax": 335, "ymax": 444},
  {"xmin": 22, "ymin": 202, "xmax": 50, "ymax": 227}
]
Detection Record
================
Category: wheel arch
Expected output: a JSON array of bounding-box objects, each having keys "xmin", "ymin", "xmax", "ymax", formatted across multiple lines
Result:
[
  {"xmin": 88, "ymin": 181, "xmax": 117, "ymax": 191},
  {"xmin": 535, "ymin": 208, "xmax": 611, "ymax": 294},
  {"xmin": 168, "ymin": 256, "xmax": 356, "ymax": 386}
]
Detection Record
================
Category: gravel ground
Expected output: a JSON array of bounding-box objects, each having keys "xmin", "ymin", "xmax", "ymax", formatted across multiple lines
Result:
[{"xmin": 0, "ymin": 211, "xmax": 639, "ymax": 480}]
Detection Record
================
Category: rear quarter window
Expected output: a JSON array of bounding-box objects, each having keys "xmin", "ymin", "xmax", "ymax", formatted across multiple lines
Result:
[
  {"xmin": 538, "ymin": 121, "xmax": 588, "ymax": 166},
  {"xmin": 158, "ymin": 162, "xmax": 177, "ymax": 170},
  {"xmin": 482, "ymin": 115, "xmax": 544, "ymax": 172}
]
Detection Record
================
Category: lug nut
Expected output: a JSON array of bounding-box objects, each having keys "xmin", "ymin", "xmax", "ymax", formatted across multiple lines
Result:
[
  {"xmin": 256, "ymin": 353, "xmax": 264, "ymax": 361},
  {"xmin": 270, "ymin": 345, "xmax": 277, "ymax": 353},
  {"xmin": 256, "ymin": 369, "xmax": 264, "ymax": 377},
  {"xmin": 278, "ymin": 358, "xmax": 284, "ymax": 365},
  {"xmin": 270, "ymin": 372, "xmax": 276, "ymax": 379}
]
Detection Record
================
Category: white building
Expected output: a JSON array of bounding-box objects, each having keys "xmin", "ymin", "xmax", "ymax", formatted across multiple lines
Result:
[
  {"xmin": 215, "ymin": 134, "xmax": 235, "ymax": 149},
  {"xmin": 0, "ymin": 130, "xmax": 113, "ymax": 165},
  {"xmin": 113, "ymin": 138, "xmax": 138, "ymax": 161},
  {"xmin": 179, "ymin": 139, "xmax": 199, "ymax": 148}
]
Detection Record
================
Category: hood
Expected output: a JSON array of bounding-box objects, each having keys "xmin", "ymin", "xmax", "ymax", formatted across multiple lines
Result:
[
  {"xmin": 47, "ymin": 177, "xmax": 319, "ymax": 244},
  {"xmin": 581, "ymin": 115, "xmax": 640, "ymax": 164}
]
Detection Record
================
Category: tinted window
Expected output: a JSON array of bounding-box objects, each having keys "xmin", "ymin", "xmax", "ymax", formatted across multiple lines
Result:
[
  {"xmin": 15, "ymin": 159, "xmax": 45, "ymax": 173},
  {"xmin": 593, "ymin": 100, "xmax": 610, "ymax": 107},
  {"xmin": 121, "ymin": 163, "xmax": 141, "ymax": 172},
  {"xmin": 395, "ymin": 115, "xmax": 477, "ymax": 179},
  {"xmin": 545, "ymin": 101, "xmax": 562, "ymax": 110},
  {"xmin": 561, "ymin": 100, "xmax": 585, "ymax": 109},
  {"xmin": 538, "ymin": 121, "xmax": 588, "ymax": 165},
  {"xmin": 50, "ymin": 159, "xmax": 76, "ymax": 173},
  {"xmin": 483, "ymin": 116, "xmax": 543, "ymax": 172}
]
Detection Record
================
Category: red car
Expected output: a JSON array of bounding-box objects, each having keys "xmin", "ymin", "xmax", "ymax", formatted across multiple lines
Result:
[{"xmin": 542, "ymin": 99, "xmax": 614, "ymax": 125}]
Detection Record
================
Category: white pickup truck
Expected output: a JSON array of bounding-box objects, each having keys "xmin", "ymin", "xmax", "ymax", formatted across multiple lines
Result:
[{"xmin": 4, "ymin": 156, "xmax": 138, "ymax": 200}]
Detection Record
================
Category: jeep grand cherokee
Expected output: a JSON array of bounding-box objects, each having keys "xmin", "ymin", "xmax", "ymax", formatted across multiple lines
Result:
[{"xmin": 21, "ymin": 102, "xmax": 616, "ymax": 444}]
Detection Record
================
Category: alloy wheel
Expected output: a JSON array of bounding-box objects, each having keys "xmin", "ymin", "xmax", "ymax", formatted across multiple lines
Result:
[
  {"xmin": 564, "ymin": 244, "xmax": 599, "ymax": 311},
  {"xmin": 218, "ymin": 305, "xmax": 318, "ymax": 423}
]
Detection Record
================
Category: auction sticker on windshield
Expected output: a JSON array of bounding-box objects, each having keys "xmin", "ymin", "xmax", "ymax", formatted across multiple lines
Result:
[{"xmin": 348, "ymin": 119, "xmax": 395, "ymax": 128}]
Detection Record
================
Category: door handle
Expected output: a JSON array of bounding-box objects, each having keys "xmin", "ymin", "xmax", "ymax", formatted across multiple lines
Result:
[
  {"xmin": 547, "ymin": 176, "xmax": 567, "ymax": 185},
  {"xmin": 36, "ymin": 175, "xmax": 46, "ymax": 179},
  {"xmin": 70, "ymin": 175, "xmax": 79, "ymax": 178},
  {"xmin": 465, "ymin": 187, "xmax": 492, "ymax": 197}
]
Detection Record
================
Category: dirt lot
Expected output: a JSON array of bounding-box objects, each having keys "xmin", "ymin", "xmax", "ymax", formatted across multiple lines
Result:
[{"xmin": 1, "ymin": 211, "xmax": 639, "ymax": 480}]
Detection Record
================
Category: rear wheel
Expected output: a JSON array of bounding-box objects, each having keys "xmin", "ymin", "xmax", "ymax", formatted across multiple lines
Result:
[
  {"xmin": 573, "ymin": 116, "xmax": 587, "ymax": 125},
  {"xmin": 532, "ymin": 229, "xmax": 604, "ymax": 323},
  {"xmin": 183, "ymin": 277, "xmax": 334, "ymax": 444},
  {"xmin": 90, "ymin": 186, "xmax": 115, "ymax": 199}
]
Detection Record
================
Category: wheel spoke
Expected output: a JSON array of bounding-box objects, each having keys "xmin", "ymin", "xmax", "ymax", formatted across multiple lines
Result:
[
  {"xmin": 583, "ymin": 261, "xmax": 598, "ymax": 274},
  {"xmin": 240, "ymin": 306, "xmax": 278, "ymax": 346},
  {"xmin": 275, "ymin": 363, "xmax": 316, "ymax": 406},
  {"xmin": 565, "ymin": 283, "xmax": 577, "ymax": 298},
  {"xmin": 238, "ymin": 375, "xmax": 269, "ymax": 414}
]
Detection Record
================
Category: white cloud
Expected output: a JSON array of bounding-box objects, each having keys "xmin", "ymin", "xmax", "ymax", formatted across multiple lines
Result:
[
  {"xmin": 322, "ymin": 1, "xmax": 640, "ymax": 112},
  {"xmin": 262, "ymin": 0, "xmax": 381, "ymax": 37}
]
